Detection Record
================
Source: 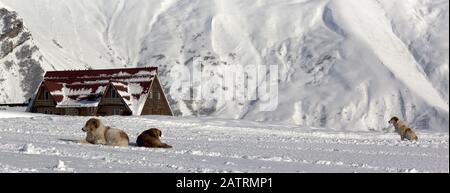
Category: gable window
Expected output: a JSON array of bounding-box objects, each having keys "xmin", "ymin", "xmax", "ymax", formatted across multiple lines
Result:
[
  {"xmin": 157, "ymin": 92, "xmax": 161, "ymax": 100},
  {"xmin": 149, "ymin": 92, "xmax": 153, "ymax": 99},
  {"xmin": 111, "ymin": 89, "xmax": 119, "ymax": 98},
  {"xmin": 112, "ymin": 108, "xmax": 121, "ymax": 115},
  {"xmin": 44, "ymin": 91, "xmax": 49, "ymax": 100}
]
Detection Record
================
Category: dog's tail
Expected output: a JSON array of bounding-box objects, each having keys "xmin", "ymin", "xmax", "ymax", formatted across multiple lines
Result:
[{"xmin": 159, "ymin": 143, "xmax": 173, "ymax": 148}]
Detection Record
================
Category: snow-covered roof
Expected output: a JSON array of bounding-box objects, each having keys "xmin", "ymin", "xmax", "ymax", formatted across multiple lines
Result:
[
  {"xmin": 44, "ymin": 81, "xmax": 108, "ymax": 108},
  {"xmin": 111, "ymin": 81, "xmax": 152, "ymax": 115},
  {"xmin": 41, "ymin": 67, "xmax": 157, "ymax": 115}
]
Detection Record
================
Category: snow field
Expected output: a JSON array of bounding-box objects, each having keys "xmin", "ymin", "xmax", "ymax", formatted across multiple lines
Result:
[{"xmin": 0, "ymin": 114, "xmax": 448, "ymax": 173}]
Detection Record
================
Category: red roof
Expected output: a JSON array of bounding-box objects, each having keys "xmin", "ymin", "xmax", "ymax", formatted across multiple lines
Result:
[
  {"xmin": 44, "ymin": 67, "xmax": 158, "ymax": 80},
  {"xmin": 40, "ymin": 67, "xmax": 157, "ymax": 114}
]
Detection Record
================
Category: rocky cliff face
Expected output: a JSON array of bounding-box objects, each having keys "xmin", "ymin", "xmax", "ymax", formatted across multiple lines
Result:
[{"xmin": 0, "ymin": 8, "xmax": 46, "ymax": 103}]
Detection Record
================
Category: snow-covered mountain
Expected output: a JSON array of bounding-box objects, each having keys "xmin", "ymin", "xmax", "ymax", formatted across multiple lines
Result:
[
  {"xmin": 0, "ymin": 6, "xmax": 48, "ymax": 104},
  {"xmin": 0, "ymin": 0, "xmax": 448, "ymax": 131}
]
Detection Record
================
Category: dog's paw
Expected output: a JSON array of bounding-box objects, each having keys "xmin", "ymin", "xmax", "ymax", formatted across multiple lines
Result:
[{"xmin": 78, "ymin": 139, "xmax": 89, "ymax": 144}]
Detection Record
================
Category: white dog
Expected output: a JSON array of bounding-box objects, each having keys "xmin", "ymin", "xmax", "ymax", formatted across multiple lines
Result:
[{"xmin": 80, "ymin": 118, "xmax": 129, "ymax": 147}]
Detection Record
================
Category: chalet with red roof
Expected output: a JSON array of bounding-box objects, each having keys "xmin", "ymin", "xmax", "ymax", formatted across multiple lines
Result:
[{"xmin": 27, "ymin": 67, "xmax": 173, "ymax": 116}]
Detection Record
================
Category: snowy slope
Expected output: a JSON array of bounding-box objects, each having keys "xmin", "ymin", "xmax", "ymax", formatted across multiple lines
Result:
[
  {"xmin": 0, "ymin": 114, "xmax": 448, "ymax": 173},
  {"xmin": 0, "ymin": 0, "xmax": 448, "ymax": 131}
]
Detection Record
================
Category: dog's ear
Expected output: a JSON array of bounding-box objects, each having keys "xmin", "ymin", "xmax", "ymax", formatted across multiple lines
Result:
[
  {"xmin": 393, "ymin": 117, "xmax": 399, "ymax": 122},
  {"xmin": 389, "ymin": 116, "xmax": 398, "ymax": 123},
  {"xmin": 93, "ymin": 119, "xmax": 100, "ymax": 128}
]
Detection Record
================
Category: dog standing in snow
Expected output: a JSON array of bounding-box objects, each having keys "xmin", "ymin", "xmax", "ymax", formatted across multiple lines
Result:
[
  {"xmin": 80, "ymin": 118, "xmax": 129, "ymax": 147},
  {"xmin": 388, "ymin": 116, "xmax": 418, "ymax": 141},
  {"xmin": 136, "ymin": 128, "xmax": 172, "ymax": 148}
]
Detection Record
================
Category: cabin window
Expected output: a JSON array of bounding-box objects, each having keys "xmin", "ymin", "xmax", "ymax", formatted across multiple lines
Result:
[
  {"xmin": 149, "ymin": 92, "xmax": 153, "ymax": 99},
  {"xmin": 157, "ymin": 92, "xmax": 161, "ymax": 100},
  {"xmin": 44, "ymin": 91, "xmax": 49, "ymax": 100},
  {"xmin": 113, "ymin": 109, "xmax": 121, "ymax": 115},
  {"xmin": 111, "ymin": 89, "xmax": 119, "ymax": 98}
]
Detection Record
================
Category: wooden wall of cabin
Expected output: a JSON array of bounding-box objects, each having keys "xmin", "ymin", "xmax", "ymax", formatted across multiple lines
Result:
[
  {"xmin": 33, "ymin": 107, "xmax": 64, "ymax": 115},
  {"xmin": 96, "ymin": 106, "xmax": 131, "ymax": 116},
  {"xmin": 34, "ymin": 107, "xmax": 96, "ymax": 116},
  {"xmin": 140, "ymin": 77, "xmax": 173, "ymax": 116},
  {"xmin": 62, "ymin": 107, "xmax": 96, "ymax": 116}
]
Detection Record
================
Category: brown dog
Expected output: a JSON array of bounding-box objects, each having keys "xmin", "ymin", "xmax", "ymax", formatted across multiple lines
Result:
[
  {"xmin": 388, "ymin": 116, "xmax": 418, "ymax": 141},
  {"xmin": 81, "ymin": 118, "xmax": 129, "ymax": 147},
  {"xmin": 136, "ymin": 128, "xmax": 172, "ymax": 148}
]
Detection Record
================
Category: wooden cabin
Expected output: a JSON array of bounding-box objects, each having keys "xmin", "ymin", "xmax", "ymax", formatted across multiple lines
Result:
[{"xmin": 27, "ymin": 67, "xmax": 173, "ymax": 116}]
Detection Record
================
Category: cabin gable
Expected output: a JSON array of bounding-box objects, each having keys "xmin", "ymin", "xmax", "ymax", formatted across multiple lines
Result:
[
  {"xmin": 97, "ymin": 85, "xmax": 132, "ymax": 116},
  {"xmin": 141, "ymin": 76, "xmax": 173, "ymax": 116},
  {"xmin": 29, "ymin": 84, "xmax": 61, "ymax": 115}
]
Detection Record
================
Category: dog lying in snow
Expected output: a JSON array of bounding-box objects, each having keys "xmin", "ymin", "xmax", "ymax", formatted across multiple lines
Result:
[
  {"xmin": 136, "ymin": 128, "xmax": 172, "ymax": 148},
  {"xmin": 388, "ymin": 116, "xmax": 418, "ymax": 141},
  {"xmin": 80, "ymin": 118, "xmax": 129, "ymax": 147}
]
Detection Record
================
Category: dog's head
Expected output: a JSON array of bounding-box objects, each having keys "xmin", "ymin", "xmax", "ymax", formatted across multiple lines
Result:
[
  {"xmin": 146, "ymin": 128, "xmax": 162, "ymax": 138},
  {"xmin": 388, "ymin": 116, "xmax": 399, "ymax": 125},
  {"xmin": 82, "ymin": 118, "xmax": 102, "ymax": 132}
]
